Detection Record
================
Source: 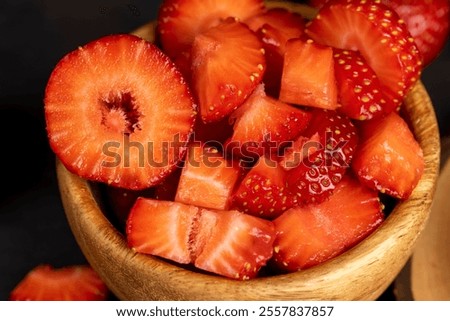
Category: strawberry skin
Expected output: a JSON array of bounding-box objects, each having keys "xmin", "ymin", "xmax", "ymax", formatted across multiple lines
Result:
[
  {"xmin": 45, "ymin": 34, "xmax": 196, "ymax": 190},
  {"xmin": 273, "ymin": 174, "xmax": 384, "ymax": 271},
  {"xmin": 191, "ymin": 18, "xmax": 266, "ymax": 123},
  {"xmin": 352, "ymin": 112, "xmax": 424, "ymax": 199},
  {"xmin": 306, "ymin": 0, "xmax": 423, "ymax": 111},
  {"xmin": 10, "ymin": 265, "xmax": 108, "ymax": 301}
]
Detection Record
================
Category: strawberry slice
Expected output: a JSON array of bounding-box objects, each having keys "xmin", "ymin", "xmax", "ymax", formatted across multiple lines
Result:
[
  {"xmin": 232, "ymin": 156, "xmax": 298, "ymax": 219},
  {"xmin": 273, "ymin": 174, "xmax": 384, "ymax": 271},
  {"xmin": 157, "ymin": 0, "xmax": 264, "ymax": 59},
  {"xmin": 45, "ymin": 34, "xmax": 196, "ymax": 190},
  {"xmin": 280, "ymin": 38, "xmax": 339, "ymax": 110},
  {"xmin": 175, "ymin": 144, "xmax": 241, "ymax": 210},
  {"xmin": 306, "ymin": 0, "xmax": 422, "ymax": 110},
  {"xmin": 191, "ymin": 18, "xmax": 266, "ymax": 123},
  {"xmin": 333, "ymin": 49, "xmax": 395, "ymax": 120},
  {"xmin": 286, "ymin": 109, "xmax": 358, "ymax": 204},
  {"xmin": 382, "ymin": 0, "xmax": 450, "ymax": 66},
  {"xmin": 10, "ymin": 265, "xmax": 108, "ymax": 301},
  {"xmin": 352, "ymin": 112, "xmax": 424, "ymax": 199}
]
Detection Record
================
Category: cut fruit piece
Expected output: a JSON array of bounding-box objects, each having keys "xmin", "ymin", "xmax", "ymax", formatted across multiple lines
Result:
[
  {"xmin": 175, "ymin": 144, "xmax": 241, "ymax": 210},
  {"xmin": 280, "ymin": 38, "xmax": 338, "ymax": 109},
  {"xmin": 286, "ymin": 109, "xmax": 358, "ymax": 204},
  {"xmin": 45, "ymin": 34, "xmax": 196, "ymax": 190},
  {"xmin": 245, "ymin": 7, "xmax": 306, "ymax": 34},
  {"xmin": 191, "ymin": 18, "xmax": 266, "ymax": 123},
  {"xmin": 352, "ymin": 112, "xmax": 424, "ymax": 199},
  {"xmin": 10, "ymin": 265, "xmax": 108, "ymax": 301},
  {"xmin": 157, "ymin": 0, "xmax": 265, "ymax": 59},
  {"xmin": 306, "ymin": 0, "xmax": 422, "ymax": 110},
  {"xmin": 273, "ymin": 174, "xmax": 384, "ymax": 271}
]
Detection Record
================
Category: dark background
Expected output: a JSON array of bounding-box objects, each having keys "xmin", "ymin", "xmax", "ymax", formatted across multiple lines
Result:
[{"xmin": 0, "ymin": 0, "xmax": 448, "ymax": 300}]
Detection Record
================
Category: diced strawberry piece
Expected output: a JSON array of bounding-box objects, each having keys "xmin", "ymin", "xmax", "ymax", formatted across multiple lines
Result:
[
  {"xmin": 127, "ymin": 198, "xmax": 199, "ymax": 264},
  {"xmin": 306, "ymin": 0, "xmax": 422, "ymax": 110},
  {"xmin": 154, "ymin": 167, "xmax": 182, "ymax": 201},
  {"xmin": 191, "ymin": 18, "xmax": 266, "ymax": 123},
  {"xmin": 280, "ymin": 38, "xmax": 339, "ymax": 110},
  {"xmin": 382, "ymin": 0, "xmax": 450, "ymax": 66},
  {"xmin": 352, "ymin": 112, "xmax": 424, "ymax": 199},
  {"xmin": 286, "ymin": 110, "xmax": 358, "ymax": 204},
  {"xmin": 157, "ymin": 0, "xmax": 265, "ymax": 59},
  {"xmin": 233, "ymin": 156, "xmax": 297, "ymax": 219},
  {"xmin": 175, "ymin": 144, "xmax": 241, "ymax": 210},
  {"xmin": 10, "ymin": 265, "xmax": 108, "ymax": 301},
  {"xmin": 226, "ymin": 84, "xmax": 311, "ymax": 159},
  {"xmin": 273, "ymin": 174, "xmax": 384, "ymax": 271},
  {"xmin": 279, "ymin": 133, "xmax": 321, "ymax": 170},
  {"xmin": 194, "ymin": 209, "xmax": 275, "ymax": 280},
  {"xmin": 45, "ymin": 34, "xmax": 196, "ymax": 190},
  {"xmin": 333, "ymin": 49, "xmax": 395, "ymax": 120}
]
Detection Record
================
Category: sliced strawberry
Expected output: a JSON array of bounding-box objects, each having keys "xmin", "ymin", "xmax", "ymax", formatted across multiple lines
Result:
[
  {"xmin": 232, "ymin": 156, "xmax": 297, "ymax": 219},
  {"xmin": 194, "ymin": 209, "xmax": 275, "ymax": 280},
  {"xmin": 175, "ymin": 144, "xmax": 241, "ymax": 210},
  {"xmin": 352, "ymin": 112, "xmax": 424, "ymax": 199},
  {"xmin": 286, "ymin": 109, "xmax": 358, "ymax": 204},
  {"xmin": 157, "ymin": 0, "xmax": 265, "ymax": 59},
  {"xmin": 333, "ymin": 49, "xmax": 395, "ymax": 120},
  {"xmin": 154, "ymin": 167, "xmax": 182, "ymax": 201},
  {"xmin": 226, "ymin": 84, "xmax": 311, "ymax": 159},
  {"xmin": 382, "ymin": 0, "xmax": 450, "ymax": 66},
  {"xmin": 10, "ymin": 265, "xmax": 108, "ymax": 301},
  {"xmin": 45, "ymin": 34, "xmax": 196, "ymax": 190},
  {"xmin": 306, "ymin": 0, "xmax": 423, "ymax": 111},
  {"xmin": 279, "ymin": 133, "xmax": 321, "ymax": 170},
  {"xmin": 191, "ymin": 18, "xmax": 266, "ymax": 123},
  {"xmin": 280, "ymin": 38, "xmax": 339, "ymax": 110},
  {"xmin": 273, "ymin": 174, "xmax": 384, "ymax": 271}
]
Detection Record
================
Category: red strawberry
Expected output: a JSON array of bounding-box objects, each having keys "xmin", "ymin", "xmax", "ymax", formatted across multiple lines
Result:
[
  {"xmin": 45, "ymin": 34, "xmax": 196, "ymax": 190},
  {"xmin": 245, "ymin": 7, "xmax": 306, "ymax": 34},
  {"xmin": 279, "ymin": 133, "xmax": 321, "ymax": 170},
  {"xmin": 157, "ymin": 0, "xmax": 265, "ymax": 59},
  {"xmin": 306, "ymin": 0, "xmax": 423, "ymax": 110},
  {"xmin": 352, "ymin": 112, "xmax": 424, "ymax": 199},
  {"xmin": 175, "ymin": 144, "xmax": 241, "ymax": 210},
  {"xmin": 333, "ymin": 49, "xmax": 395, "ymax": 120},
  {"xmin": 280, "ymin": 38, "xmax": 339, "ymax": 110},
  {"xmin": 382, "ymin": 0, "xmax": 450, "ymax": 66},
  {"xmin": 191, "ymin": 18, "xmax": 266, "ymax": 123},
  {"xmin": 232, "ymin": 156, "xmax": 298, "ymax": 219},
  {"xmin": 273, "ymin": 174, "xmax": 384, "ymax": 271},
  {"xmin": 286, "ymin": 109, "xmax": 358, "ymax": 204},
  {"xmin": 10, "ymin": 265, "xmax": 108, "ymax": 301},
  {"xmin": 226, "ymin": 84, "xmax": 311, "ymax": 159}
]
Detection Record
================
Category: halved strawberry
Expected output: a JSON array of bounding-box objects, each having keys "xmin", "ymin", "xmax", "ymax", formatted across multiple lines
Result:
[
  {"xmin": 280, "ymin": 38, "xmax": 339, "ymax": 110},
  {"xmin": 157, "ymin": 0, "xmax": 265, "ymax": 59},
  {"xmin": 232, "ymin": 156, "xmax": 297, "ymax": 219},
  {"xmin": 10, "ymin": 265, "xmax": 108, "ymax": 301},
  {"xmin": 333, "ymin": 49, "xmax": 395, "ymax": 120},
  {"xmin": 226, "ymin": 84, "xmax": 311, "ymax": 159},
  {"xmin": 191, "ymin": 18, "xmax": 266, "ymax": 123},
  {"xmin": 286, "ymin": 109, "xmax": 358, "ymax": 204},
  {"xmin": 175, "ymin": 144, "xmax": 241, "ymax": 210},
  {"xmin": 382, "ymin": 0, "xmax": 450, "ymax": 66},
  {"xmin": 273, "ymin": 174, "xmax": 384, "ymax": 271},
  {"xmin": 352, "ymin": 112, "xmax": 424, "ymax": 199},
  {"xmin": 45, "ymin": 34, "xmax": 196, "ymax": 190},
  {"xmin": 306, "ymin": 0, "xmax": 423, "ymax": 110}
]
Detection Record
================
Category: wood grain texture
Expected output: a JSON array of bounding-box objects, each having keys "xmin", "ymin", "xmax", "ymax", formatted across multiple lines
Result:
[{"xmin": 56, "ymin": 2, "xmax": 440, "ymax": 301}]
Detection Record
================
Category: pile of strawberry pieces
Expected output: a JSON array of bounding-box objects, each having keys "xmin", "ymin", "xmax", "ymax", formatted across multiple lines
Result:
[{"xmin": 42, "ymin": 0, "xmax": 448, "ymax": 281}]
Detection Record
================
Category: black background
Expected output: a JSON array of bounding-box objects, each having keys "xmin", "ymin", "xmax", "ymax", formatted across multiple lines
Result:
[{"xmin": 0, "ymin": 0, "xmax": 448, "ymax": 300}]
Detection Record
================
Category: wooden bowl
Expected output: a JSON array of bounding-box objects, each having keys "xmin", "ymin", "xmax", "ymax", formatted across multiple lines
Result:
[{"xmin": 56, "ymin": 2, "xmax": 440, "ymax": 300}]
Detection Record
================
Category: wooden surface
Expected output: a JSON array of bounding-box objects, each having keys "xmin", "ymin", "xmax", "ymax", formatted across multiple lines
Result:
[{"xmin": 56, "ymin": 2, "xmax": 441, "ymax": 301}]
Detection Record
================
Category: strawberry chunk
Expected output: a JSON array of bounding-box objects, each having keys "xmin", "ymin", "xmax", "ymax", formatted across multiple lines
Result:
[
  {"xmin": 10, "ymin": 265, "xmax": 108, "ymax": 301},
  {"xmin": 273, "ymin": 174, "xmax": 384, "ymax": 271},
  {"xmin": 45, "ymin": 34, "xmax": 196, "ymax": 190},
  {"xmin": 352, "ymin": 112, "xmax": 424, "ymax": 199},
  {"xmin": 191, "ymin": 18, "xmax": 266, "ymax": 123},
  {"xmin": 280, "ymin": 38, "xmax": 338, "ymax": 110}
]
